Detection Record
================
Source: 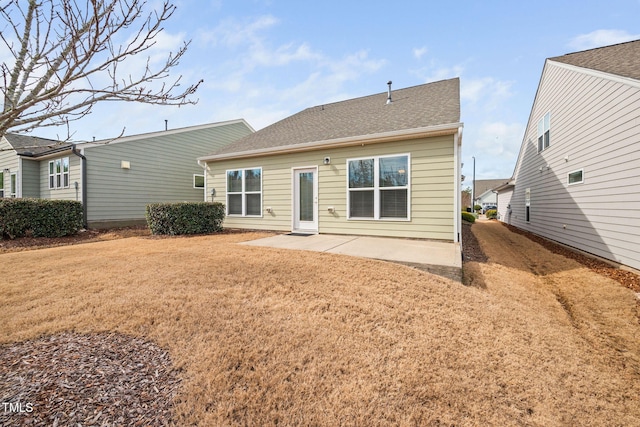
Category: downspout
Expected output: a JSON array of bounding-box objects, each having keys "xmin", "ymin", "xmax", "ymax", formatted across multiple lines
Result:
[
  {"xmin": 71, "ymin": 144, "xmax": 87, "ymax": 228},
  {"xmin": 453, "ymin": 125, "xmax": 463, "ymax": 243},
  {"xmin": 197, "ymin": 159, "xmax": 208, "ymax": 202}
]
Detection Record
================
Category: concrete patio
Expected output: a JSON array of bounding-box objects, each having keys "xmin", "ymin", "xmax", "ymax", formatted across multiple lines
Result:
[{"xmin": 241, "ymin": 233, "xmax": 462, "ymax": 281}]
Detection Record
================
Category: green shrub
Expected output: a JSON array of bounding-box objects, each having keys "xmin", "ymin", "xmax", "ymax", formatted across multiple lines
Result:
[
  {"xmin": 146, "ymin": 202, "xmax": 225, "ymax": 235},
  {"xmin": 461, "ymin": 211, "xmax": 476, "ymax": 223},
  {"xmin": 485, "ymin": 209, "xmax": 498, "ymax": 219},
  {"xmin": 474, "ymin": 204, "xmax": 482, "ymax": 213},
  {"xmin": 30, "ymin": 199, "xmax": 84, "ymax": 237},
  {"xmin": 0, "ymin": 198, "xmax": 83, "ymax": 239}
]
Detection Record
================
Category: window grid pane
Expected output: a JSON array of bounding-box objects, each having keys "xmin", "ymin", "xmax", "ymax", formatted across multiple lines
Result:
[
  {"xmin": 245, "ymin": 194, "xmax": 261, "ymax": 216},
  {"xmin": 348, "ymin": 159, "xmax": 374, "ymax": 188},
  {"xmin": 227, "ymin": 170, "xmax": 242, "ymax": 192},
  {"xmin": 379, "ymin": 156, "xmax": 408, "ymax": 187},
  {"xmin": 228, "ymin": 194, "xmax": 242, "ymax": 215},
  {"xmin": 380, "ymin": 189, "xmax": 408, "ymax": 218},
  {"xmin": 245, "ymin": 169, "xmax": 261, "ymax": 192},
  {"xmin": 349, "ymin": 190, "xmax": 374, "ymax": 218}
]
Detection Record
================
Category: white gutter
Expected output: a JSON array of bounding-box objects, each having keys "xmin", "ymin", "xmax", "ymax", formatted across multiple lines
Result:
[{"xmin": 198, "ymin": 122, "xmax": 463, "ymax": 162}]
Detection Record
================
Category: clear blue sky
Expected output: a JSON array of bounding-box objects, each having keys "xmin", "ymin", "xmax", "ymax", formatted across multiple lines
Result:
[{"xmin": 33, "ymin": 0, "xmax": 640, "ymax": 182}]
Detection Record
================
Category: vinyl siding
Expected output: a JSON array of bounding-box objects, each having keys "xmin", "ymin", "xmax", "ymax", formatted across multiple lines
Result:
[
  {"xmin": 83, "ymin": 122, "xmax": 252, "ymax": 224},
  {"xmin": 496, "ymin": 187, "xmax": 513, "ymax": 223},
  {"xmin": 0, "ymin": 138, "xmax": 20, "ymax": 197},
  {"xmin": 21, "ymin": 159, "xmax": 40, "ymax": 198},
  {"xmin": 39, "ymin": 155, "xmax": 82, "ymax": 201},
  {"xmin": 206, "ymin": 135, "xmax": 456, "ymax": 240},
  {"xmin": 510, "ymin": 61, "xmax": 640, "ymax": 270}
]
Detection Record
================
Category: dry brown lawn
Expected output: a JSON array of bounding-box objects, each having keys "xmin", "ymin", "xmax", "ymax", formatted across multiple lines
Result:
[{"xmin": 1, "ymin": 224, "xmax": 640, "ymax": 426}]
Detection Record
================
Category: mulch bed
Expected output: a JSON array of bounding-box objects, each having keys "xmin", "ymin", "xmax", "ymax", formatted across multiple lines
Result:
[
  {"xmin": 0, "ymin": 332, "xmax": 180, "ymax": 426},
  {"xmin": 461, "ymin": 221, "xmax": 488, "ymax": 263}
]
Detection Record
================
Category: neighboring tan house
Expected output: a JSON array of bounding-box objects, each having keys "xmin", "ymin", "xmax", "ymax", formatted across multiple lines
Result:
[
  {"xmin": 198, "ymin": 78, "xmax": 464, "ymax": 242},
  {"xmin": 472, "ymin": 178, "xmax": 509, "ymax": 211},
  {"xmin": 0, "ymin": 120, "xmax": 254, "ymax": 227},
  {"xmin": 498, "ymin": 39, "xmax": 640, "ymax": 270}
]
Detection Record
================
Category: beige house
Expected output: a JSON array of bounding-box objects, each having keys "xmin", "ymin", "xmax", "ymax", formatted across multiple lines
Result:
[
  {"xmin": 198, "ymin": 78, "xmax": 463, "ymax": 242},
  {"xmin": 498, "ymin": 40, "xmax": 640, "ymax": 270}
]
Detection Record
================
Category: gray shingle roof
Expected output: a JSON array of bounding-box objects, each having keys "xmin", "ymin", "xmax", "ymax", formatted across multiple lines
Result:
[
  {"xmin": 549, "ymin": 39, "xmax": 640, "ymax": 81},
  {"xmin": 3, "ymin": 133, "xmax": 72, "ymax": 156},
  {"xmin": 474, "ymin": 179, "xmax": 511, "ymax": 197},
  {"xmin": 211, "ymin": 78, "xmax": 460, "ymax": 157}
]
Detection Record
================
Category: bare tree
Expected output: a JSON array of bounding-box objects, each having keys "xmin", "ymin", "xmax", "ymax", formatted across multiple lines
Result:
[{"xmin": 0, "ymin": 0, "xmax": 203, "ymax": 138}]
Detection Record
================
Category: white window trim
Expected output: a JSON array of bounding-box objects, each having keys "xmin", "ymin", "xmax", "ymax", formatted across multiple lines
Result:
[
  {"xmin": 10, "ymin": 172, "xmax": 17, "ymax": 198},
  {"xmin": 567, "ymin": 168, "xmax": 584, "ymax": 186},
  {"xmin": 525, "ymin": 188, "xmax": 531, "ymax": 223},
  {"xmin": 225, "ymin": 167, "xmax": 263, "ymax": 217},
  {"xmin": 193, "ymin": 174, "xmax": 205, "ymax": 189},
  {"xmin": 48, "ymin": 157, "xmax": 70, "ymax": 190},
  {"xmin": 537, "ymin": 112, "xmax": 551, "ymax": 153},
  {"xmin": 346, "ymin": 153, "xmax": 411, "ymax": 221}
]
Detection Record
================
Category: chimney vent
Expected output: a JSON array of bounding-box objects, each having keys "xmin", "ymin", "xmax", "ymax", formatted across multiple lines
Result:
[{"xmin": 386, "ymin": 80, "xmax": 393, "ymax": 104}]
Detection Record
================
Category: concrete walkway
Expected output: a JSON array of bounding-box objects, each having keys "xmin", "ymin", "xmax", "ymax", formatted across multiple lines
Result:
[{"xmin": 241, "ymin": 234, "xmax": 462, "ymax": 281}]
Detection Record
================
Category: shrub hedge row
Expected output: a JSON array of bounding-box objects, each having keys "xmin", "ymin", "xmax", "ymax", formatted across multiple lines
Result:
[
  {"xmin": 485, "ymin": 209, "xmax": 498, "ymax": 219},
  {"xmin": 0, "ymin": 198, "xmax": 83, "ymax": 239},
  {"xmin": 461, "ymin": 211, "xmax": 476, "ymax": 223},
  {"xmin": 146, "ymin": 202, "xmax": 225, "ymax": 235}
]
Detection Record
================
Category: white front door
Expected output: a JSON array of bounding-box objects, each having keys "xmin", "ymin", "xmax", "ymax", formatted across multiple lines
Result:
[{"xmin": 292, "ymin": 167, "xmax": 318, "ymax": 233}]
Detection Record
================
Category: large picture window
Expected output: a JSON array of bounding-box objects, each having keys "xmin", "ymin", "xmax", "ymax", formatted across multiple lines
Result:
[
  {"xmin": 226, "ymin": 168, "xmax": 262, "ymax": 216},
  {"xmin": 347, "ymin": 154, "xmax": 409, "ymax": 220},
  {"xmin": 48, "ymin": 157, "xmax": 69, "ymax": 189}
]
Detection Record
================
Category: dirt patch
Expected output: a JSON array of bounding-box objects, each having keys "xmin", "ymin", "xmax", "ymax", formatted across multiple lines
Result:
[{"xmin": 501, "ymin": 222, "xmax": 640, "ymax": 293}]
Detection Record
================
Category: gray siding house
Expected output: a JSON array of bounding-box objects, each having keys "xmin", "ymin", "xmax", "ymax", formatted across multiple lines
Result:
[
  {"xmin": 498, "ymin": 40, "xmax": 640, "ymax": 270},
  {"xmin": 199, "ymin": 79, "xmax": 463, "ymax": 242},
  {"xmin": 1, "ymin": 120, "xmax": 254, "ymax": 227}
]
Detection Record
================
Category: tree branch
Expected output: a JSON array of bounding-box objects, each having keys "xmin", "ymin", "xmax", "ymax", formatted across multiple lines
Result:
[{"xmin": 0, "ymin": 0, "xmax": 202, "ymax": 137}]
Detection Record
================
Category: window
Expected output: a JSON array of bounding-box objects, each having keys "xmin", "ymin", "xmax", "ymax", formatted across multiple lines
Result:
[
  {"xmin": 10, "ymin": 173, "xmax": 17, "ymax": 198},
  {"xmin": 525, "ymin": 188, "xmax": 531, "ymax": 222},
  {"xmin": 226, "ymin": 168, "xmax": 262, "ymax": 216},
  {"xmin": 347, "ymin": 154, "xmax": 409, "ymax": 220},
  {"xmin": 0, "ymin": 172, "xmax": 3, "ymax": 197},
  {"xmin": 568, "ymin": 169, "xmax": 584, "ymax": 185},
  {"xmin": 48, "ymin": 157, "xmax": 70, "ymax": 189},
  {"xmin": 537, "ymin": 112, "xmax": 550, "ymax": 152},
  {"xmin": 193, "ymin": 174, "xmax": 205, "ymax": 188}
]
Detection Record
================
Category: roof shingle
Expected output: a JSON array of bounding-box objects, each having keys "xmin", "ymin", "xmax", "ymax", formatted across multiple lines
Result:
[
  {"xmin": 3, "ymin": 133, "xmax": 72, "ymax": 156},
  {"xmin": 211, "ymin": 78, "xmax": 460, "ymax": 157},
  {"xmin": 549, "ymin": 39, "xmax": 640, "ymax": 81}
]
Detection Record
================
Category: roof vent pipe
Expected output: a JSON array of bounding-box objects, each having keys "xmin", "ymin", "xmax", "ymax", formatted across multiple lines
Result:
[
  {"xmin": 165, "ymin": 119, "xmax": 168, "ymax": 131},
  {"xmin": 386, "ymin": 80, "xmax": 392, "ymax": 104}
]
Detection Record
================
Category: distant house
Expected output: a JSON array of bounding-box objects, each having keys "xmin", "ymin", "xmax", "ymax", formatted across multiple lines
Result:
[
  {"xmin": 472, "ymin": 179, "xmax": 509, "ymax": 211},
  {"xmin": 0, "ymin": 120, "xmax": 254, "ymax": 228},
  {"xmin": 198, "ymin": 79, "xmax": 464, "ymax": 242},
  {"xmin": 498, "ymin": 40, "xmax": 640, "ymax": 270}
]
